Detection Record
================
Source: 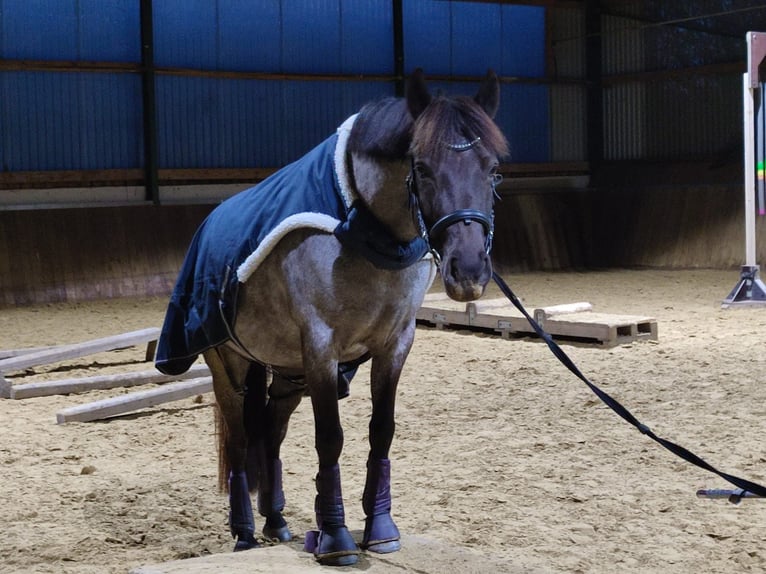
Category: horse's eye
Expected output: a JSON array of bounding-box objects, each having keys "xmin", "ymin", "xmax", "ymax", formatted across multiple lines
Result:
[
  {"xmin": 413, "ymin": 162, "xmax": 430, "ymax": 177},
  {"xmin": 413, "ymin": 164, "xmax": 435, "ymax": 186}
]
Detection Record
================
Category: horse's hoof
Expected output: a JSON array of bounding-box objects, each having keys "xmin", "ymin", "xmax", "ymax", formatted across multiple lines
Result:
[
  {"xmin": 307, "ymin": 526, "xmax": 360, "ymax": 566},
  {"xmin": 233, "ymin": 533, "xmax": 259, "ymax": 552},
  {"xmin": 364, "ymin": 539, "xmax": 401, "ymax": 554},
  {"xmin": 362, "ymin": 512, "xmax": 400, "ymax": 553},
  {"xmin": 263, "ymin": 523, "xmax": 292, "ymax": 542},
  {"xmin": 320, "ymin": 552, "xmax": 359, "ymax": 567}
]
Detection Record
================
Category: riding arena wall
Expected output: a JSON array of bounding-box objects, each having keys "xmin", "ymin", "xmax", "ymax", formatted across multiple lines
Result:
[
  {"xmin": 1, "ymin": 2, "xmax": 762, "ymax": 306},
  {"xmin": 1, "ymin": 169, "xmax": 760, "ymax": 308}
]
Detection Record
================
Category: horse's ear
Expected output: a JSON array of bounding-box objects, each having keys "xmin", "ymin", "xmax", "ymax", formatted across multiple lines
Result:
[
  {"xmin": 475, "ymin": 69, "xmax": 500, "ymax": 119},
  {"xmin": 406, "ymin": 68, "xmax": 432, "ymax": 120}
]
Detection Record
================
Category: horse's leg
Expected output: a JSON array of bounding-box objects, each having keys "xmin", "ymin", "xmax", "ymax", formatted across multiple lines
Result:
[
  {"xmin": 361, "ymin": 325, "xmax": 416, "ymax": 554},
  {"xmin": 205, "ymin": 347, "xmax": 264, "ymax": 551},
  {"xmin": 303, "ymin": 339, "xmax": 359, "ymax": 566},
  {"xmin": 257, "ymin": 373, "xmax": 304, "ymax": 542}
]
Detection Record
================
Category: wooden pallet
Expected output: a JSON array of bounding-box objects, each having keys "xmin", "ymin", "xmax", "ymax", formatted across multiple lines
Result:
[{"xmin": 416, "ymin": 295, "xmax": 658, "ymax": 347}]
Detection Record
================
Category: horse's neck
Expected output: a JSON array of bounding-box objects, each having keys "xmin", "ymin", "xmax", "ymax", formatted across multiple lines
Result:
[{"xmin": 350, "ymin": 153, "xmax": 416, "ymax": 242}]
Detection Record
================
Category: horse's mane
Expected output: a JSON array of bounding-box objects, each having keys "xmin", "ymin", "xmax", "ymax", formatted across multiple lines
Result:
[
  {"xmin": 347, "ymin": 97, "xmax": 413, "ymax": 160},
  {"xmin": 347, "ymin": 94, "xmax": 509, "ymax": 161}
]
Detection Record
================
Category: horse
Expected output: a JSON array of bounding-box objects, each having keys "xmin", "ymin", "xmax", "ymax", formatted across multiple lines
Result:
[{"xmin": 155, "ymin": 69, "xmax": 508, "ymax": 566}]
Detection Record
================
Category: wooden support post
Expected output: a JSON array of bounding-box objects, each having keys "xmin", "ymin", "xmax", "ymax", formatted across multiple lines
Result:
[
  {"xmin": 585, "ymin": 0, "xmax": 603, "ymax": 168},
  {"xmin": 392, "ymin": 0, "xmax": 405, "ymax": 97},
  {"xmin": 140, "ymin": 0, "xmax": 159, "ymax": 203},
  {"xmin": 56, "ymin": 376, "xmax": 213, "ymax": 424}
]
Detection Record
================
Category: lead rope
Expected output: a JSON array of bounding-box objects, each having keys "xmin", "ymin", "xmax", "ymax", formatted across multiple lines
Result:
[{"xmin": 491, "ymin": 271, "xmax": 766, "ymax": 501}]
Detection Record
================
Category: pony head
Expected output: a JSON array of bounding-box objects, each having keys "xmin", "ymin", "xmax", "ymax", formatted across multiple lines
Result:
[{"xmin": 407, "ymin": 69, "xmax": 508, "ymax": 301}]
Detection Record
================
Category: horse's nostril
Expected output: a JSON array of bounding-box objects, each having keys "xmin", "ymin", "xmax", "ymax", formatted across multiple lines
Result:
[{"xmin": 448, "ymin": 258, "xmax": 463, "ymax": 283}]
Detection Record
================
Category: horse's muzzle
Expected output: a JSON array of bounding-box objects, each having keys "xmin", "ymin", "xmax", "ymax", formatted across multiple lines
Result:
[{"xmin": 441, "ymin": 247, "xmax": 492, "ymax": 302}]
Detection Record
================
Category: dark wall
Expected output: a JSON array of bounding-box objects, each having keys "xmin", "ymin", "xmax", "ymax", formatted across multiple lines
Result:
[
  {"xmin": 2, "ymin": 177, "xmax": 760, "ymax": 308},
  {"xmin": 0, "ymin": 205, "xmax": 212, "ymax": 307}
]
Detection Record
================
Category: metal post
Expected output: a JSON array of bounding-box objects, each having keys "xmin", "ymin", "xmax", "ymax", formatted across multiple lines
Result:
[
  {"xmin": 392, "ymin": 0, "xmax": 405, "ymax": 97},
  {"xmin": 722, "ymin": 32, "xmax": 766, "ymax": 306},
  {"xmin": 745, "ymin": 73, "xmax": 757, "ymax": 268},
  {"xmin": 585, "ymin": 0, "xmax": 603, "ymax": 168},
  {"xmin": 140, "ymin": 0, "xmax": 159, "ymax": 204}
]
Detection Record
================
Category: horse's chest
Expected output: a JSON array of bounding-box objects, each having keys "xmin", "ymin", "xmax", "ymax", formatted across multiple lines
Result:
[{"xmin": 234, "ymin": 248, "xmax": 434, "ymax": 367}]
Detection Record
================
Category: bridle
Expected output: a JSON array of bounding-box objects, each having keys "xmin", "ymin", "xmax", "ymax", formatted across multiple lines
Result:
[{"xmin": 406, "ymin": 136, "xmax": 501, "ymax": 266}]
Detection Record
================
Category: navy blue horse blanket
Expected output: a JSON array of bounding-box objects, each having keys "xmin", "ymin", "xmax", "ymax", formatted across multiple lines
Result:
[
  {"xmin": 155, "ymin": 118, "xmax": 356, "ymax": 375},
  {"xmin": 155, "ymin": 114, "xmax": 432, "ymax": 376}
]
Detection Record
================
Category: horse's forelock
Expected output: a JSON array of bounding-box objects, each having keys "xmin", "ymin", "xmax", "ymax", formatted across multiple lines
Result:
[
  {"xmin": 410, "ymin": 96, "xmax": 509, "ymax": 160},
  {"xmin": 347, "ymin": 94, "xmax": 508, "ymax": 161}
]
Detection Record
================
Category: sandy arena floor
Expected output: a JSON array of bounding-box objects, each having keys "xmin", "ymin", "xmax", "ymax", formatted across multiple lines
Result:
[{"xmin": 1, "ymin": 269, "xmax": 765, "ymax": 573}]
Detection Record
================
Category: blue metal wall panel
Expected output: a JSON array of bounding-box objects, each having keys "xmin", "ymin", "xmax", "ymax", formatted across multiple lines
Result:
[
  {"xmin": 156, "ymin": 75, "xmax": 392, "ymax": 169},
  {"xmin": 281, "ymin": 0, "xmax": 341, "ymax": 73},
  {"xmin": 497, "ymin": 85, "xmax": 550, "ymax": 163},
  {"xmin": 0, "ymin": 0, "xmax": 550, "ymax": 177},
  {"xmin": 340, "ymin": 0, "xmax": 393, "ymax": 74},
  {"xmin": 500, "ymin": 5, "xmax": 546, "ymax": 77},
  {"xmin": 403, "ymin": 1, "xmax": 452, "ymax": 75},
  {"xmin": 156, "ymin": 1, "xmax": 394, "ymax": 74},
  {"xmin": 280, "ymin": 80, "xmax": 391, "ymax": 156},
  {"xmin": 280, "ymin": 81, "xmax": 340, "ymax": 156},
  {"xmin": 78, "ymin": 0, "xmax": 140, "ymax": 62},
  {"xmin": 157, "ymin": 76, "xmax": 216, "ymax": 169},
  {"xmin": 218, "ymin": 0, "xmax": 282, "ymax": 72},
  {"xmin": 403, "ymin": 2, "xmax": 546, "ymax": 77},
  {"xmin": 153, "ymin": 0, "xmax": 218, "ymax": 69},
  {"xmin": 0, "ymin": 71, "xmax": 142, "ymax": 170},
  {"xmin": 1, "ymin": 0, "xmax": 138, "ymax": 61},
  {"xmin": 77, "ymin": 73, "xmax": 143, "ymax": 168},
  {"xmin": 1, "ymin": 0, "xmax": 78, "ymax": 60},
  {"xmin": 275, "ymin": 80, "xmax": 391, "ymax": 163},
  {"xmin": 2, "ymin": 72, "xmax": 80, "ymax": 170},
  {"xmin": 451, "ymin": 3, "xmax": 504, "ymax": 75}
]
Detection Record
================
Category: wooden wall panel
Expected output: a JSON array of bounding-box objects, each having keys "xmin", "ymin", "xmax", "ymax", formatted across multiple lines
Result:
[
  {"xmin": 1, "ymin": 184, "xmax": 763, "ymax": 308},
  {"xmin": 588, "ymin": 185, "xmax": 755, "ymax": 269},
  {"xmin": 492, "ymin": 190, "xmax": 594, "ymax": 271},
  {"xmin": 0, "ymin": 205, "xmax": 212, "ymax": 308},
  {"xmin": 492, "ymin": 183, "xmax": 761, "ymax": 273}
]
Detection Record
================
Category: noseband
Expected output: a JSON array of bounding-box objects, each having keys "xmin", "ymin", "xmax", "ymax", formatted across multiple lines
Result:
[{"xmin": 407, "ymin": 137, "xmax": 499, "ymax": 265}]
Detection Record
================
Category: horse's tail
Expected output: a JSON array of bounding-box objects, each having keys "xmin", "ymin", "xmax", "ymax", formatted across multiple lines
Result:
[
  {"xmin": 213, "ymin": 360, "xmax": 269, "ymax": 495},
  {"xmin": 214, "ymin": 402, "xmax": 232, "ymax": 493}
]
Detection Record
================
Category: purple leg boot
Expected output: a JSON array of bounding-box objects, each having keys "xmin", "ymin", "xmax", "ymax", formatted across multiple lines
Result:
[
  {"xmin": 228, "ymin": 470, "xmax": 258, "ymax": 551},
  {"xmin": 257, "ymin": 458, "xmax": 292, "ymax": 542},
  {"xmin": 304, "ymin": 464, "xmax": 359, "ymax": 566},
  {"xmin": 362, "ymin": 458, "xmax": 401, "ymax": 553}
]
